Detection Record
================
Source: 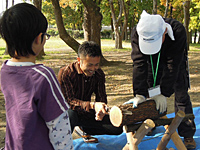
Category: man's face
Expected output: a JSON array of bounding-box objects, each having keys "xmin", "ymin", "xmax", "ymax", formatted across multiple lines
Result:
[{"xmin": 78, "ymin": 55, "xmax": 101, "ymax": 77}]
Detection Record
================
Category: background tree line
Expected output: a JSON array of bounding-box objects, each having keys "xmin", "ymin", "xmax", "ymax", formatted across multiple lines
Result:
[{"xmin": 2, "ymin": 0, "xmax": 200, "ymax": 61}]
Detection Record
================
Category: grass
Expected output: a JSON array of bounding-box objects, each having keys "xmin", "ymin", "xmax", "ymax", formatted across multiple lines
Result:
[{"xmin": 0, "ymin": 37, "xmax": 199, "ymax": 57}]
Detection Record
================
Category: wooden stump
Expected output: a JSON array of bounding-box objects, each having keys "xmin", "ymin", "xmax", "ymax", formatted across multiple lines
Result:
[
  {"xmin": 156, "ymin": 110, "xmax": 185, "ymax": 150},
  {"xmin": 123, "ymin": 119, "xmax": 155, "ymax": 150},
  {"xmin": 160, "ymin": 115, "xmax": 187, "ymax": 150},
  {"xmin": 109, "ymin": 100, "xmax": 166, "ymax": 127}
]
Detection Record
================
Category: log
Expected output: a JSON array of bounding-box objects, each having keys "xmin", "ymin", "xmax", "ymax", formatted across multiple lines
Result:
[
  {"xmin": 161, "ymin": 116, "xmax": 187, "ymax": 150},
  {"xmin": 124, "ymin": 114, "xmax": 194, "ymax": 132},
  {"xmin": 109, "ymin": 100, "xmax": 167, "ymax": 127},
  {"xmin": 156, "ymin": 110, "xmax": 185, "ymax": 150},
  {"xmin": 123, "ymin": 119, "xmax": 155, "ymax": 150}
]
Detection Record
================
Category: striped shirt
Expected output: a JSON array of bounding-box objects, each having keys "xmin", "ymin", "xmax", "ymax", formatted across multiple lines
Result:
[
  {"xmin": 58, "ymin": 61, "xmax": 107, "ymax": 118},
  {"xmin": 0, "ymin": 60, "xmax": 72, "ymax": 150}
]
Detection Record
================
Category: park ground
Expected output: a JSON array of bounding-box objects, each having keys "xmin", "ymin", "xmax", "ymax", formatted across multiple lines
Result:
[{"xmin": 0, "ymin": 38, "xmax": 200, "ymax": 147}]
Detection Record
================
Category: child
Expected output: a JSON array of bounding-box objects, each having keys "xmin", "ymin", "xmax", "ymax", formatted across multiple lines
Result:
[{"xmin": 0, "ymin": 3, "xmax": 73, "ymax": 150}]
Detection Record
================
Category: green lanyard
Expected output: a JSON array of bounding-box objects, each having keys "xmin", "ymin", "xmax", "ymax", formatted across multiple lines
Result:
[{"xmin": 150, "ymin": 52, "xmax": 161, "ymax": 87}]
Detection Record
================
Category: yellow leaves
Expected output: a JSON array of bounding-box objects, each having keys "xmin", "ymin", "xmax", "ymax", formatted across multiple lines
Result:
[
  {"xmin": 59, "ymin": 0, "xmax": 76, "ymax": 8},
  {"xmin": 60, "ymin": 0, "xmax": 69, "ymax": 8},
  {"xmin": 160, "ymin": 0, "xmax": 166, "ymax": 6}
]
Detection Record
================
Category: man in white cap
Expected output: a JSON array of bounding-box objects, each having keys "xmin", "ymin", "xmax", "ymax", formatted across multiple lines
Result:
[{"xmin": 124, "ymin": 10, "xmax": 196, "ymax": 149}]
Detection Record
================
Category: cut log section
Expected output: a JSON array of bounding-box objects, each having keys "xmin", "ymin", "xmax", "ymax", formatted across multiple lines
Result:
[{"xmin": 109, "ymin": 100, "xmax": 167, "ymax": 127}]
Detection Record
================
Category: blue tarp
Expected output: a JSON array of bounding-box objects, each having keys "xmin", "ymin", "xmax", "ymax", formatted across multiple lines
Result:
[{"xmin": 73, "ymin": 106, "xmax": 200, "ymax": 150}]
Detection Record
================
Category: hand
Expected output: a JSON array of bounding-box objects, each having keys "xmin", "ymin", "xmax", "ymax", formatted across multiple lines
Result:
[
  {"xmin": 123, "ymin": 94, "xmax": 146, "ymax": 108},
  {"xmin": 81, "ymin": 101, "xmax": 90, "ymax": 112},
  {"xmin": 149, "ymin": 94, "xmax": 167, "ymax": 113},
  {"xmin": 94, "ymin": 102, "xmax": 108, "ymax": 121}
]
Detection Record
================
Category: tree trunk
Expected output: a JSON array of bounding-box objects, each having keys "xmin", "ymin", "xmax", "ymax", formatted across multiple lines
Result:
[
  {"xmin": 109, "ymin": 0, "xmax": 126, "ymax": 49},
  {"xmin": 33, "ymin": 0, "xmax": 42, "ymax": 10},
  {"xmin": 83, "ymin": 6, "xmax": 91, "ymax": 41},
  {"xmin": 4, "ymin": 0, "xmax": 9, "ymax": 55},
  {"xmin": 6, "ymin": 0, "xmax": 8, "ymax": 9},
  {"xmin": 51, "ymin": 0, "xmax": 80, "ymax": 53},
  {"xmin": 189, "ymin": 31, "xmax": 192, "ymax": 43},
  {"xmin": 111, "ymin": 17, "xmax": 114, "ymax": 40},
  {"xmin": 81, "ymin": 0, "xmax": 108, "ymax": 64},
  {"xmin": 51, "ymin": 0, "xmax": 107, "ymax": 64},
  {"xmin": 194, "ymin": 30, "xmax": 197, "ymax": 43},
  {"xmin": 164, "ymin": 0, "xmax": 169, "ymax": 18},
  {"xmin": 183, "ymin": 0, "xmax": 190, "ymax": 51},
  {"xmin": 33, "ymin": 0, "xmax": 45, "ymax": 59},
  {"xmin": 152, "ymin": 0, "xmax": 157, "ymax": 14},
  {"xmin": 81, "ymin": 0, "xmax": 102, "ymax": 47},
  {"xmin": 170, "ymin": 5, "xmax": 173, "ymax": 18}
]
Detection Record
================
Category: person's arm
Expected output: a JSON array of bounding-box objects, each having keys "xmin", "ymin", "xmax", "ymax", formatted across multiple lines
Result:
[
  {"xmin": 33, "ymin": 65, "xmax": 73, "ymax": 150},
  {"xmin": 57, "ymin": 65, "xmax": 92, "ymax": 112},
  {"xmin": 93, "ymin": 68, "xmax": 108, "ymax": 120},
  {"xmin": 131, "ymin": 27, "xmax": 149, "ymax": 97},
  {"xmin": 160, "ymin": 19, "xmax": 187, "ymax": 97},
  {"xmin": 46, "ymin": 111, "xmax": 73, "ymax": 150}
]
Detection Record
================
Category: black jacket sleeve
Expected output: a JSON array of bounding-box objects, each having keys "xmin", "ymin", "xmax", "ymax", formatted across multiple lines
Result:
[
  {"xmin": 160, "ymin": 18, "xmax": 187, "ymax": 97},
  {"xmin": 131, "ymin": 27, "xmax": 149, "ymax": 97}
]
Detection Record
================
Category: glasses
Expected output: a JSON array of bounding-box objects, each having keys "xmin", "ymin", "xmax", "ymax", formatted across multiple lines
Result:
[{"xmin": 42, "ymin": 33, "xmax": 51, "ymax": 40}]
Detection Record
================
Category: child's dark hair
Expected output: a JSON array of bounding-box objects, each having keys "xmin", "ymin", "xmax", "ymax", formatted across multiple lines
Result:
[
  {"xmin": 78, "ymin": 41, "xmax": 102, "ymax": 57},
  {"xmin": 0, "ymin": 3, "xmax": 48, "ymax": 59}
]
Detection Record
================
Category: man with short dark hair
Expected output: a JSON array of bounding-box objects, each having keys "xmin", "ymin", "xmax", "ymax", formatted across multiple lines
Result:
[{"xmin": 58, "ymin": 41, "xmax": 122, "ymax": 143}]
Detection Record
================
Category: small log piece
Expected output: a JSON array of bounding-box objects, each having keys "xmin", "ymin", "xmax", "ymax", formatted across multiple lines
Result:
[
  {"xmin": 161, "ymin": 116, "xmax": 187, "ymax": 150},
  {"xmin": 123, "ymin": 119, "xmax": 155, "ymax": 150},
  {"xmin": 156, "ymin": 110, "xmax": 185, "ymax": 150},
  {"xmin": 109, "ymin": 100, "xmax": 166, "ymax": 127}
]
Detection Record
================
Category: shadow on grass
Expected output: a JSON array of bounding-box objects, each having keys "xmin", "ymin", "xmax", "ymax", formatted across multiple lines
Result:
[
  {"xmin": 102, "ymin": 60, "xmax": 126, "ymax": 66},
  {"xmin": 0, "ymin": 130, "xmax": 5, "ymax": 148}
]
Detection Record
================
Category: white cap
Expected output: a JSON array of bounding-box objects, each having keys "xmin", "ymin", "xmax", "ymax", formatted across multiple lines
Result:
[{"xmin": 136, "ymin": 10, "xmax": 166, "ymax": 55}]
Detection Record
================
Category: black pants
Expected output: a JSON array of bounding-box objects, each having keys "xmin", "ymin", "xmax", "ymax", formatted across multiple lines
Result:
[
  {"xmin": 68, "ymin": 109, "xmax": 123, "ymax": 135},
  {"xmin": 174, "ymin": 68, "xmax": 196, "ymax": 137}
]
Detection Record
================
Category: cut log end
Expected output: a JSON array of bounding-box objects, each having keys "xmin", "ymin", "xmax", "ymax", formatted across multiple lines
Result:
[
  {"xmin": 144, "ymin": 119, "xmax": 156, "ymax": 128},
  {"xmin": 110, "ymin": 106, "xmax": 123, "ymax": 127}
]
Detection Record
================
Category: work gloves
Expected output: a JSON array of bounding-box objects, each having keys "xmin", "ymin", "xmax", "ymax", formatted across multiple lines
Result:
[
  {"xmin": 148, "ymin": 94, "xmax": 167, "ymax": 113},
  {"xmin": 123, "ymin": 94, "xmax": 146, "ymax": 108},
  {"xmin": 123, "ymin": 94, "xmax": 167, "ymax": 114}
]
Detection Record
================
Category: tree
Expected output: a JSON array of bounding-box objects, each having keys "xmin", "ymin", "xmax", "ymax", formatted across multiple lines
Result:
[
  {"xmin": 109, "ymin": 0, "xmax": 127, "ymax": 49},
  {"xmin": 153, "ymin": 0, "xmax": 157, "ymax": 14},
  {"xmin": 81, "ymin": 0, "xmax": 102, "ymax": 47},
  {"xmin": 33, "ymin": 0, "xmax": 45, "ymax": 59},
  {"xmin": 51, "ymin": 0, "xmax": 80, "ymax": 53},
  {"xmin": 183, "ymin": 0, "xmax": 190, "ymax": 50},
  {"xmin": 189, "ymin": 0, "xmax": 200, "ymax": 43},
  {"xmin": 51, "ymin": 0, "xmax": 108, "ymax": 64},
  {"xmin": 163, "ymin": 0, "xmax": 170, "ymax": 18}
]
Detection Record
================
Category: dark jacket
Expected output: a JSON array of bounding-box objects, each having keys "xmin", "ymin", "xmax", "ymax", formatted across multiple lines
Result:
[
  {"xmin": 131, "ymin": 18, "xmax": 187, "ymax": 98},
  {"xmin": 57, "ymin": 61, "xmax": 107, "ymax": 117}
]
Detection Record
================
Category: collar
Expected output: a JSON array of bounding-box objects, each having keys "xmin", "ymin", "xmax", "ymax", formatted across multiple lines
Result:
[{"xmin": 75, "ymin": 61, "xmax": 84, "ymax": 74}]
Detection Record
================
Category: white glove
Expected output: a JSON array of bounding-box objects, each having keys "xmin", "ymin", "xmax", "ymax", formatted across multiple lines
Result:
[
  {"xmin": 123, "ymin": 94, "xmax": 146, "ymax": 108},
  {"xmin": 149, "ymin": 94, "xmax": 167, "ymax": 114}
]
